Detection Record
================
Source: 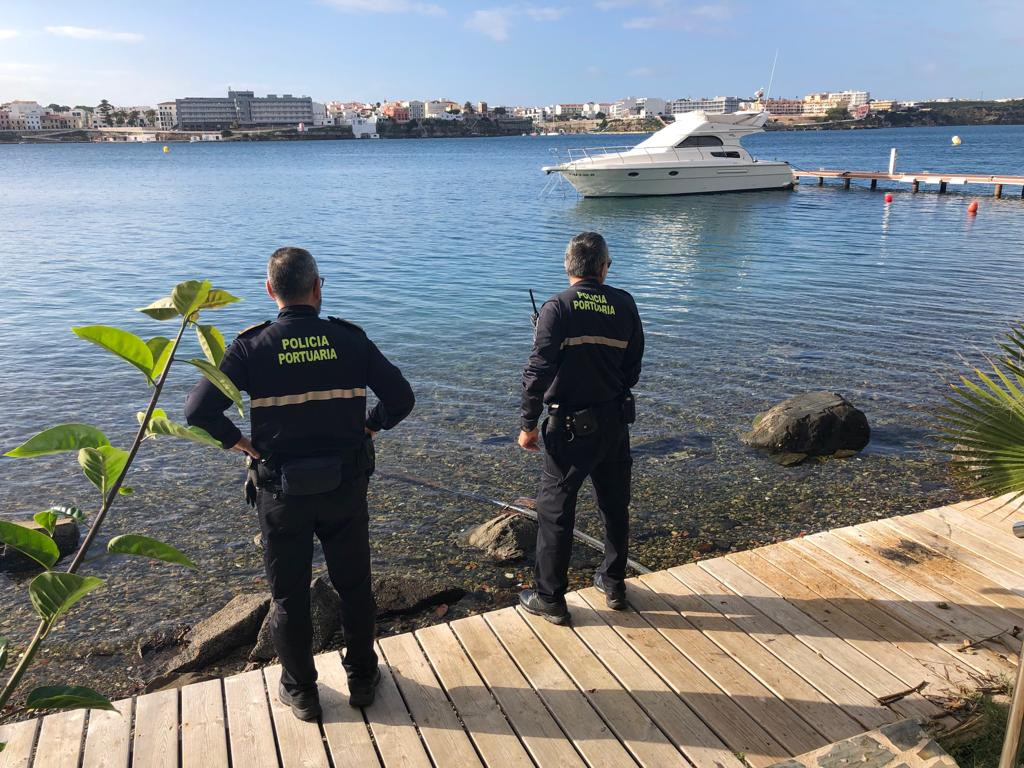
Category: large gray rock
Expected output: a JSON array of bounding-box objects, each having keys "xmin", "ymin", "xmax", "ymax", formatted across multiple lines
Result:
[
  {"xmin": 0, "ymin": 518, "xmax": 79, "ymax": 572},
  {"xmin": 467, "ymin": 512, "xmax": 536, "ymax": 562},
  {"xmin": 150, "ymin": 592, "xmax": 269, "ymax": 677},
  {"xmin": 249, "ymin": 575, "xmax": 341, "ymax": 662},
  {"xmin": 744, "ymin": 391, "xmax": 870, "ymax": 459},
  {"xmin": 373, "ymin": 573, "xmax": 466, "ymax": 617}
]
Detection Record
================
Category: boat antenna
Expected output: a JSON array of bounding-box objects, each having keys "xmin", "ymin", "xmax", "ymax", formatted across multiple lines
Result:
[{"xmin": 765, "ymin": 48, "xmax": 779, "ymax": 104}]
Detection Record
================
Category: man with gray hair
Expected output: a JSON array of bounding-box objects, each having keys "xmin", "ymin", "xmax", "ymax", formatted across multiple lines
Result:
[
  {"xmin": 518, "ymin": 232, "xmax": 644, "ymax": 624},
  {"xmin": 185, "ymin": 246, "xmax": 414, "ymax": 719}
]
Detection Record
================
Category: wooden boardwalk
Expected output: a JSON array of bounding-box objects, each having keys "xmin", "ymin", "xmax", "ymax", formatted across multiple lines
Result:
[{"xmin": 3, "ymin": 494, "xmax": 1024, "ymax": 768}]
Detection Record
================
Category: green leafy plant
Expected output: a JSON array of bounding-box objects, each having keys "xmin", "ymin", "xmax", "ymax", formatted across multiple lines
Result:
[
  {"xmin": 0, "ymin": 279, "xmax": 244, "ymax": 739},
  {"xmin": 940, "ymin": 325, "xmax": 1024, "ymax": 500}
]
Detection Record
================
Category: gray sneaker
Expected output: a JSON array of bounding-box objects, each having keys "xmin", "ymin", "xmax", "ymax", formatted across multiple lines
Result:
[
  {"xmin": 519, "ymin": 589, "xmax": 570, "ymax": 625},
  {"xmin": 594, "ymin": 573, "xmax": 628, "ymax": 610}
]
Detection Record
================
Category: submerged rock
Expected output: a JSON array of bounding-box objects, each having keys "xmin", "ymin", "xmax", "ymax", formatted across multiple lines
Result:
[
  {"xmin": 744, "ymin": 392, "xmax": 870, "ymax": 460},
  {"xmin": 250, "ymin": 576, "xmax": 341, "ymax": 662},
  {"xmin": 467, "ymin": 511, "xmax": 537, "ymax": 562},
  {"xmin": 373, "ymin": 573, "xmax": 466, "ymax": 617},
  {"xmin": 0, "ymin": 517, "xmax": 79, "ymax": 572}
]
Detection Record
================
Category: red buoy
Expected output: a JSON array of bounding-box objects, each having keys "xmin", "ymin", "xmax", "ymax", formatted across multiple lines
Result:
[
  {"xmin": 968, "ymin": 200, "xmax": 979, "ymax": 215},
  {"xmin": 884, "ymin": 193, "xmax": 893, "ymax": 203}
]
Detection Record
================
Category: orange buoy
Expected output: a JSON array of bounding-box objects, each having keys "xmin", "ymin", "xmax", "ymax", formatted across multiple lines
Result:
[
  {"xmin": 884, "ymin": 193, "xmax": 893, "ymax": 203},
  {"xmin": 967, "ymin": 200, "xmax": 979, "ymax": 215}
]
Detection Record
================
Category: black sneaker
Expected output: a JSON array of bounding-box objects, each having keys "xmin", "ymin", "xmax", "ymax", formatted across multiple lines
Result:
[
  {"xmin": 278, "ymin": 682, "xmax": 322, "ymax": 722},
  {"xmin": 348, "ymin": 666, "xmax": 382, "ymax": 708},
  {"xmin": 594, "ymin": 573, "xmax": 628, "ymax": 611},
  {"xmin": 519, "ymin": 589, "xmax": 570, "ymax": 625}
]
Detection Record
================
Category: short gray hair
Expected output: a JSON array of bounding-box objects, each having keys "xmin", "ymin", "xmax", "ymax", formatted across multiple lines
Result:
[
  {"xmin": 268, "ymin": 247, "xmax": 319, "ymax": 302},
  {"xmin": 564, "ymin": 232, "xmax": 610, "ymax": 278}
]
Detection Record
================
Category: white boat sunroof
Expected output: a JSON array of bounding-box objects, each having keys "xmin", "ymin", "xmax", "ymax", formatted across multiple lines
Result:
[{"xmin": 630, "ymin": 110, "xmax": 770, "ymax": 152}]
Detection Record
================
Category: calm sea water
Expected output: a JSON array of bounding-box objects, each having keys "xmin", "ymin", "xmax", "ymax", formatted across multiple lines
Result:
[{"xmin": 1, "ymin": 125, "xmax": 1023, "ymax": 686}]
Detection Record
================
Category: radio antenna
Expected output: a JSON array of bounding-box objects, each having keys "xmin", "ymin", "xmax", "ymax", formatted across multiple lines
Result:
[{"xmin": 765, "ymin": 48, "xmax": 779, "ymax": 103}]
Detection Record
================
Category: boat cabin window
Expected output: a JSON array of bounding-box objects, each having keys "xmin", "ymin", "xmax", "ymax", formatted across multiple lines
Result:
[
  {"xmin": 710, "ymin": 151, "xmax": 742, "ymax": 158},
  {"xmin": 675, "ymin": 135, "xmax": 724, "ymax": 148}
]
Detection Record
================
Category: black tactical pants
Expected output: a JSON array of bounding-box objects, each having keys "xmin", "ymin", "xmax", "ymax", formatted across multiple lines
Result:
[
  {"xmin": 535, "ymin": 410, "xmax": 632, "ymax": 603},
  {"xmin": 257, "ymin": 474, "xmax": 377, "ymax": 694}
]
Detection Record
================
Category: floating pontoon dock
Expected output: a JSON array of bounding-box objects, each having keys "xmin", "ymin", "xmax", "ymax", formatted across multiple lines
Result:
[{"xmin": 793, "ymin": 168, "xmax": 1024, "ymax": 197}]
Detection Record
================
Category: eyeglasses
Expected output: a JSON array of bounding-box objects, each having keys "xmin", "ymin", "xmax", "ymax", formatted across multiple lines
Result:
[{"xmin": 319, "ymin": 277, "xmax": 325, "ymax": 288}]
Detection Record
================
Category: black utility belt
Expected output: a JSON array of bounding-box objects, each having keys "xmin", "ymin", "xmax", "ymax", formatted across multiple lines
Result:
[
  {"xmin": 548, "ymin": 393, "xmax": 635, "ymax": 439},
  {"xmin": 257, "ymin": 439, "xmax": 375, "ymax": 496}
]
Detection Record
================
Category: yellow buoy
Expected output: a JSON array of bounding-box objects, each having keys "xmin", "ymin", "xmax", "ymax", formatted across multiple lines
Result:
[
  {"xmin": 162, "ymin": 145, "xmax": 170, "ymax": 153},
  {"xmin": 951, "ymin": 135, "xmax": 962, "ymax": 146}
]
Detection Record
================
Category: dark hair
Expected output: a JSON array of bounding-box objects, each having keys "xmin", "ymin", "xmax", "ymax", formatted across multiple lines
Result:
[
  {"xmin": 268, "ymin": 247, "xmax": 319, "ymax": 302},
  {"xmin": 564, "ymin": 232, "xmax": 610, "ymax": 278}
]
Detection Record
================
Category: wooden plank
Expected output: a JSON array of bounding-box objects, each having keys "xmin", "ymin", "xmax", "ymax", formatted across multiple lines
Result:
[
  {"xmin": 315, "ymin": 652, "xmax": 381, "ymax": 768},
  {"xmin": 180, "ymin": 680, "xmax": 228, "ymax": 768},
  {"xmin": 264, "ymin": 665, "xmax": 330, "ymax": 768},
  {"xmin": 614, "ymin": 573, "xmax": 826, "ymax": 754},
  {"xmin": 921, "ymin": 506, "xmax": 1024, "ymax": 571},
  {"xmin": 637, "ymin": 568, "xmax": 860, "ymax": 745},
  {"xmin": 416, "ymin": 624, "xmax": 534, "ymax": 768},
  {"xmin": 701, "ymin": 556, "xmax": 942, "ymax": 722},
  {"xmin": 786, "ymin": 538, "xmax": 1012, "ymax": 679},
  {"xmin": 730, "ymin": 547, "xmax": 964, "ymax": 695},
  {"xmin": 515, "ymin": 602, "xmax": 688, "ymax": 768},
  {"xmin": 0, "ymin": 718, "xmax": 39, "ymax": 768},
  {"xmin": 82, "ymin": 698, "xmax": 133, "ymax": 768},
  {"xmin": 886, "ymin": 514, "xmax": 1024, "ymax": 595},
  {"xmin": 669, "ymin": 562, "xmax": 895, "ymax": 731},
  {"xmin": 801, "ymin": 533, "xmax": 1017, "ymax": 666},
  {"xmin": 449, "ymin": 615, "xmax": 587, "ymax": 768},
  {"xmin": 32, "ymin": 709, "xmax": 86, "ymax": 768},
  {"xmin": 569, "ymin": 589, "xmax": 760, "ymax": 768},
  {"xmin": 364, "ymin": 642, "xmax": 433, "ymax": 768},
  {"xmin": 378, "ymin": 632, "xmax": 483, "ymax": 768},
  {"xmin": 224, "ymin": 668, "xmax": 279, "ymax": 768},
  {"xmin": 132, "ymin": 689, "xmax": 179, "ymax": 768},
  {"xmin": 832, "ymin": 524, "xmax": 1024, "ymax": 643},
  {"xmin": 484, "ymin": 607, "xmax": 638, "ymax": 768}
]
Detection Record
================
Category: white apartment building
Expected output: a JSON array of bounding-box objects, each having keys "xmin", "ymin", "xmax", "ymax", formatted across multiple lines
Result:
[
  {"xmin": 635, "ymin": 97, "xmax": 666, "ymax": 117},
  {"xmin": 157, "ymin": 102, "xmax": 177, "ymax": 130},
  {"xmin": 70, "ymin": 108, "xmax": 92, "ymax": 129},
  {"xmin": 802, "ymin": 90, "xmax": 871, "ymax": 116},
  {"xmin": 312, "ymin": 102, "xmax": 330, "ymax": 126},
  {"xmin": 424, "ymin": 100, "xmax": 456, "ymax": 118},
  {"xmin": 667, "ymin": 96, "xmax": 744, "ymax": 115},
  {"xmin": 7, "ymin": 101, "xmax": 44, "ymax": 130},
  {"xmin": 403, "ymin": 100, "xmax": 425, "ymax": 120},
  {"xmin": 582, "ymin": 102, "xmax": 612, "ymax": 118},
  {"xmin": 341, "ymin": 116, "xmax": 378, "ymax": 138},
  {"xmin": 609, "ymin": 98, "xmax": 638, "ymax": 118},
  {"xmin": 554, "ymin": 103, "xmax": 584, "ymax": 117}
]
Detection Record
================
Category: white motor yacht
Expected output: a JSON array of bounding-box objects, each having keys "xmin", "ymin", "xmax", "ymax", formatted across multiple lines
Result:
[{"xmin": 542, "ymin": 110, "xmax": 793, "ymax": 197}]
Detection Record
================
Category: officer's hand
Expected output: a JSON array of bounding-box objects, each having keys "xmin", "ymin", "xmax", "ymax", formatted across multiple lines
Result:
[
  {"xmin": 232, "ymin": 436, "xmax": 261, "ymax": 460},
  {"xmin": 518, "ymin": 428, "xmax": 540, "ymax": 452},
  {"xmin": 364, "ymin": 427, "xmax": 377, "ymax": 439}
]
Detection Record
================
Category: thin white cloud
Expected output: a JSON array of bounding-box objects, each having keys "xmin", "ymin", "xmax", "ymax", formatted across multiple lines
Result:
[
  {"xmin": 45, "ymin": 26, "xmax": 144, "ymax": 43},
  {"xmin": 320, "ymin": 0, "xmax": 445, "ymax": 15},
  {"xmin": 604, "ymin": 0, "xmax": 734, "ymax": 30},
  {"xmin": 629, "ymin": 66, "xmax": 655, "ymax": 76},
  {"xmin": 466, "ymin": 6, "xmax": 566, "ymax": 41},
  {"xmin": 0, "ymin": 29, "xmax": 19, "ymax": 40}
]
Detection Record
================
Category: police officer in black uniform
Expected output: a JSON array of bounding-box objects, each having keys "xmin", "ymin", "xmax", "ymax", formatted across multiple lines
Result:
[
  {"xmin": 185, "ymin": 247, "xmax": 414, "ymax": 720},
  {"xmin": 518, "ymin": 232, "xmax": 644, "ymax": 625}
]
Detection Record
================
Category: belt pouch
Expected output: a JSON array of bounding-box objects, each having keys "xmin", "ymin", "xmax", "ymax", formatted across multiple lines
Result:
[
  {"xmin": 280, "ymin": 455, "xmax": 344, "ymax": 496},
  {"xmin": 572, "ymin": 407, "xmax": 599, "ymax": 437},
  {"xmin": 621, "ymin": 393, "xmax": 636, "ymax": 424}
]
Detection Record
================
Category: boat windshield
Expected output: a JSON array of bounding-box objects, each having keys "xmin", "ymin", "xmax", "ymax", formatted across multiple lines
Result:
[{"xmin": 675, "ymin": 135, "xmax": 724, "ymax": 148}]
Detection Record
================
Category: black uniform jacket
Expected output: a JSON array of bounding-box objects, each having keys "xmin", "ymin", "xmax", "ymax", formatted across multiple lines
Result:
[
  {"xmin": 521, "ymin": 278, "xmax": 644, "ymax": 431},
  {"xmin": 185, "ymin": 304, "xmax": 414, "ymax": 458}
]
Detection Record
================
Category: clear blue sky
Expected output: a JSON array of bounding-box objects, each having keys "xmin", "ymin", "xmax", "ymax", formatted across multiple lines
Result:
[{"xmin": 1, "ymin": 0, "xmax": 1020, "ymax": 107}]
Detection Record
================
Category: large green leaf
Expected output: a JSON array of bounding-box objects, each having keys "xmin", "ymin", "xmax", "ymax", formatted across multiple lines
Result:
[
  {"xmin": 72, "ymin": 326, "xmax": 155, "ymax": 382},
  {"xmin": 0, "ymin": 637, "xmax": 7, "ymax": 673},
  {"xmin": 138, "ymin": 408, "xmax": 222, "ymax": 448},
  {"xmin": 138, "ymin": 296, "xmax": 178, "ymax": 321},
  {"xmin": 33, "ymin": 510, "xmax": 58, "ymax": 536},
  {"xmin": 108, "ymin": 534, "xmax": 196, "ymax": 568},
  {"xmin": 25, "ymin": 685, "xmax": 115, "ymax": 713},
  {"xmin": 201, "ymin": 289, "xmax": 241, "ymax": 310},
  {"xmin": 29, "ymin": 572, "xmax": 103, "ymax": 624},
  {"xmin": 196, "ymin": 324, "xmax": 226, "ymax": 366},
  {"xmin": 172, "ymin": 280, "xmax": 212, "ymax": 318},
  {"xmin": 0, "ymin": 520, "xmax": 60, "ymax": 568},
  {"xmin": 147, "ymin": 337, "xmax": 174, "ymax": 381},
  {"xmin": 189, "ymin": 358, "xmax": 244, "ymax": 417},
  {"xmin": 78, "ymin": 445, "xmax": 130, "ymax": 497},
  {"xmin": 5, "ymin": 424, "xmax": 109, "ymax": 458}
]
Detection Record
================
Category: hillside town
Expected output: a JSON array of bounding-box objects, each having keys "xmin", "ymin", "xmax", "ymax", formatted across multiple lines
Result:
[{"xmin": 0, "ymin": 87, "xmax": 998, "ymax": 140}]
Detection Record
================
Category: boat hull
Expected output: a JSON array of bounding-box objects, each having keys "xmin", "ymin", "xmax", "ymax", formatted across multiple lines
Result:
[{"xmin": 555, "ymin": 162, "xmax": 794, "ymax": 197}]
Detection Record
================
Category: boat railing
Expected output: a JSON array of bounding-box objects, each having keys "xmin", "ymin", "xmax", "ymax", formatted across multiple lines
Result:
[{"xmin": 557, "ymin": 146, "xmax": 741, "ymax": 165}]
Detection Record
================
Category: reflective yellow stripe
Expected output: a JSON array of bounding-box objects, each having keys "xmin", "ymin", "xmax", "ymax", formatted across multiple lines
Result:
[
  {"xmin": 561, "ymin": 335, "xmax": 629, "ymax": 350},
  {"xmin": 250, "ymin": 388, "xmax": 366, "ymax": 408}
]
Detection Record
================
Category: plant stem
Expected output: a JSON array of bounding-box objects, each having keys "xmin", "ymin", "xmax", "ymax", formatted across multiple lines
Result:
[
  {"xmin": 0, "ymin": 316, "xmax": 190, "ymax": 714},
  {"xmin": 66, "ymin": 318, "xmax": 189, "ymax": 575}
]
